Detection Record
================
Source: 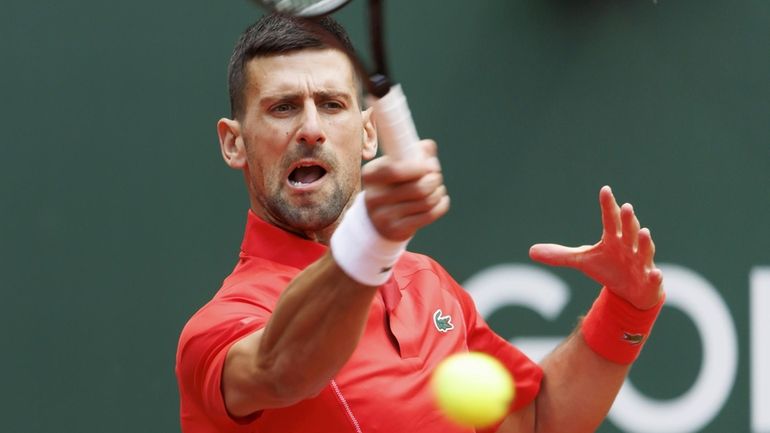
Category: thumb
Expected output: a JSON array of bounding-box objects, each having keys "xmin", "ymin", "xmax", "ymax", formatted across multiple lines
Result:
[{"xmin": 529, "ymin": 243, "xmax": 590, "ymax": 268}]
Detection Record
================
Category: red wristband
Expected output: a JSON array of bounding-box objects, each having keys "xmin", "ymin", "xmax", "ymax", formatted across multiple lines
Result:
[{"xmin": 581, "ymin": 288, "xmax": 665, "ymax": 364}]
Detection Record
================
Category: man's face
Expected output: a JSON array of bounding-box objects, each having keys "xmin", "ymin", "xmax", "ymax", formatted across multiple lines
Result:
[{"xmin": 236, "ymin": 48, "xmax": 375, "ymax": 237}]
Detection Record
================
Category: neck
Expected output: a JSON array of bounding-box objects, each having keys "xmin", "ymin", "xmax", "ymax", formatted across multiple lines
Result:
[
  {"xmin": 300, "ymin": 226, "xmax": 335, "ymax": 245},
  {"xmin": 246, "ymin": 182, "xmax": 361, "ymax": 246},
  {"xmin": 248, "ymin": 201, "xmax": 352, "ymax": 247}
]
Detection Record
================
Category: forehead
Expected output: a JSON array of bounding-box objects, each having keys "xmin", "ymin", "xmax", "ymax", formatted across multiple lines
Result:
[{"xmin": 245, "ymin": 48, "xmax": 358, "ymax": 98}]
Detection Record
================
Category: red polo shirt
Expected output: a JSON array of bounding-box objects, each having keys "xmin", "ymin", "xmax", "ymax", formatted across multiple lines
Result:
[{"xmin": 176, "ymin": 211, "xmax": 543, "ymax": 433}]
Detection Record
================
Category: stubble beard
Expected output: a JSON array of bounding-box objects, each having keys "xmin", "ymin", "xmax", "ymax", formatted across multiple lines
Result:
[
  {"xmin": 262, "ymin": 146, "xmax": 359, "ymax": 237},
  {"xmin": 265, "ymin": 179, "xmax": 350, "ymax": 234}
]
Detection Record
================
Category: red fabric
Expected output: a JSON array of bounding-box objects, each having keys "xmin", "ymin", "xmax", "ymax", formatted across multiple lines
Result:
[
  {"xmin": 176, "ymin": 210, "xmax": 543, "ymax": 433},
  {"xmin": 581, "ymin": 288, "xmax": 665, "ymax": 364}
]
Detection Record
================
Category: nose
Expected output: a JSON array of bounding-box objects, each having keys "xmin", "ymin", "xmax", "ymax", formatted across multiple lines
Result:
[{"xmin": 296, "ymin": 101, "xmax": 326, "ymax": 146}]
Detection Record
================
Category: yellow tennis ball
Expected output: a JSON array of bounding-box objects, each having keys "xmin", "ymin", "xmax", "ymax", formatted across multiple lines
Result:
[{"xmin": 431, "ymin": 351, "xmax": 515, "ymax": 428}]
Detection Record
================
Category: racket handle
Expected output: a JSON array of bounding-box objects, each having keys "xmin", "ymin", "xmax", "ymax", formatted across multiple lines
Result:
[{"xmin": 369, "ymin": 84, "xmax": 422, "ymax": 160}]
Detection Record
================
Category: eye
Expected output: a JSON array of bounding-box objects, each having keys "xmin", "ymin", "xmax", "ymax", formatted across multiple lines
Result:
[
  {"xmin": 320, "ymin": 100, "xmax": 344, "ymax": 111},
  {"xmin": 270, "ymin": 103, "xmax": 296, "ymax": 114}
]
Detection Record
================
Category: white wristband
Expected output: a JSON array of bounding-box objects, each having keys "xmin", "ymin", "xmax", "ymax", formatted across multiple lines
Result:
[{"xmin": 331, "ymin": 192, "xmax": 409, "ymax": 286}]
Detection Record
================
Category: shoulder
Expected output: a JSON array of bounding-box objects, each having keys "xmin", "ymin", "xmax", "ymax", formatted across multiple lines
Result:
[
  {"xmin": 395, "ymin": 252, "xmax": 467, "ymax": 297},
  {"xmin": 396, "ymin": 251, "xmax": 446, "ymax": 276},
  {"xmin": 176, "ymin": 257, "xmax": 300, "ymax": 370}
]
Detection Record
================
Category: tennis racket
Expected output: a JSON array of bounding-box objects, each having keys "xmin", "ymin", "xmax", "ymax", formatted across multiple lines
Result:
[{"xmin": 251, "ymin": 0, "xmax": 421, "ymax": 161}]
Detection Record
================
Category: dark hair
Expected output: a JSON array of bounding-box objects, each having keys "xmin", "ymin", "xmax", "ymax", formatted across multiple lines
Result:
[{"xmin": 227, "ymin": 14, "xmax": 356, "ymax": 119}]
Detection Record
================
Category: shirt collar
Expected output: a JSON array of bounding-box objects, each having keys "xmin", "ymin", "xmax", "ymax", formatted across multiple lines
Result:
[
  {"xmin": 240, "ymin": 210, "xmax": 328, "ymax": 269},
  {"xmin": 240, "ymin": 210, "xmax": 402, "ymax": 310}
]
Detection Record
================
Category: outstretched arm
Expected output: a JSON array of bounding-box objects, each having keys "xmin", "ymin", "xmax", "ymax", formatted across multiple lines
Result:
[
  {"xmin": 222, "ymin": 141, "xmax": 449, "ymax": 418},
  {"xmin": 500, "ymin": 186, "xmax": 664, "ymax": 433}
]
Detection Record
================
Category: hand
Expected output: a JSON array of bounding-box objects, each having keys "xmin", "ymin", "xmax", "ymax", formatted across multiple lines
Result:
[
  {"xmin": 529, "ymin": 186, "xmax": 663, "ymax": 309},
  {"xmin": 361, "ymin": 140, "xmax": 450, "ymax": 241}
]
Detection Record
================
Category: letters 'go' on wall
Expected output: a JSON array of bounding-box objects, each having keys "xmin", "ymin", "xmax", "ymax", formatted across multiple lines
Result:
[{"xmin": 465, "ymin": 264, "xmax": 770, "ymax": 433}]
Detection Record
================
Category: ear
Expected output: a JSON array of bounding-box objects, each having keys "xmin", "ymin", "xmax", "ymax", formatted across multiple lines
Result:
[
  {"xmin": 361, "ymin": 107, "xmax": 378, "ymax": 161},
  {"xmin": 217, "ymin": 118, "xmax": 247, "ymax": 169}
]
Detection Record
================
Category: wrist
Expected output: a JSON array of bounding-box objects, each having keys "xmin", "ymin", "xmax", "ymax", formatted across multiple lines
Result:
[
  {"xmin": 581, "ymin": 287, "xmax": 665, "ymax": 364},
  {"xmin": 330, "ymin": 192, "xmax": 409, "ymax": 286}
]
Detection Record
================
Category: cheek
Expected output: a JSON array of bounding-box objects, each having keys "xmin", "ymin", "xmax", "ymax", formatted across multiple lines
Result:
[
  {"xmin": 246, "ymin": 115, "xmax": 293, "ymax": 144},
  {"xmin": 244, "ymin": 122, "xmax": 291, "ymax": 160},
  {"xmin": 244, "ymin": 143, "xmax": 282, "ymax": 185},
  {"xmin": 262, "ymin": 126, "xmax": 291, "ymax": 148},
  {"xmin": 339, "ymin": 151, "xmax": 363, "ymax": 181},
  {"xmin": 333, "ymin": 121, "xmax": 365, "ymax": 151}
]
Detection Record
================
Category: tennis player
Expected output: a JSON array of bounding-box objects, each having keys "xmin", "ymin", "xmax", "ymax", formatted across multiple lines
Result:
[{"xmin": 175, "ymin": 14, "xmax": 664, "ymax": 433}]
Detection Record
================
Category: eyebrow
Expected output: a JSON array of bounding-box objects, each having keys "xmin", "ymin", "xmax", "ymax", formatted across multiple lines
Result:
[{"xmin": 260, "ymin": 90, "xmax": 354, "ymax": 105}]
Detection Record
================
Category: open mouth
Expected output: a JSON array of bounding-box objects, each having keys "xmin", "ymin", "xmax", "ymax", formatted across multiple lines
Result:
[{"xmin": 288, "ymin": 163, "xmax": 327, "ymax": 187}]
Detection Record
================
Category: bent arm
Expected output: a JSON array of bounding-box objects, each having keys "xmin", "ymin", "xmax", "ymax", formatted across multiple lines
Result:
[
  {"xmin": 537, "ymin": 329, "xmax": 632, "ymax": 430},
  {"xmin": 498, "ymin": 329, "xmax": 629, "ymax": 433},
  {"xmin": 500, "ymin": 186, "xmax": 664, "ymax": 432},
  {"xmin": 223, "ymin": 253, "xmax": 378, "ymax": 417}
]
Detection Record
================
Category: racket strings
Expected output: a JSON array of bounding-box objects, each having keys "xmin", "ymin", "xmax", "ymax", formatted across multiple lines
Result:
[{"xmin": 260, "ymin": 0, "xmax": 349, "ymax": 16}]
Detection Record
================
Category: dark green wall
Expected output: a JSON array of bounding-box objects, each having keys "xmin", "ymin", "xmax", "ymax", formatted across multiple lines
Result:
[{"xmin": 2, "ymin": 0, "xmax": 768, "ymax": 431}]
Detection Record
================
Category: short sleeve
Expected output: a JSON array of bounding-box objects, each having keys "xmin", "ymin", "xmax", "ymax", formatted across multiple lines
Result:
[{"xmin": 175, "ymin": 297, "xmax": 271, "ymax": 431}]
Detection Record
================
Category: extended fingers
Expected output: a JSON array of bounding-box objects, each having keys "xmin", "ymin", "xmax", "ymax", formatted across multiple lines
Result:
[
  {"xmin": 600, "ymin": 186, "xmax": 621, "ymax": 240},
  {"xmin": 601, "ymin": 186, "xmax": 642, "ymax": 250},
  {"xmin": 648, "ymin": 268, "xmax": 663, "ymax": 288},
  {"xmin": 621, "ymin": 203, "xmax": 641, "ymax": 249},
  {"xmin": 529, "ymin": 243, "xmax": 593, "ymax": 268},
  {"xmin": 637, "ymin": 227, "xmax": 656, "ymax": 267}
]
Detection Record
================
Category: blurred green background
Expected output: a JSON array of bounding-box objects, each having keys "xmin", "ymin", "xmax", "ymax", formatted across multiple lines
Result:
[{"xmin": 2, "ymin": 0, "xmax": 768, "ymax": 431}]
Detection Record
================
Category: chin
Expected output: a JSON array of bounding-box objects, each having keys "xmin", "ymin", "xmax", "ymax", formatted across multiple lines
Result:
[
  {"xmin": 274, "ymin": 201, "xmax": 344, "ymax": 233},
  {"xmin": 267, "ymin": 184, "xmax": 351, "ymax": 233}
]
